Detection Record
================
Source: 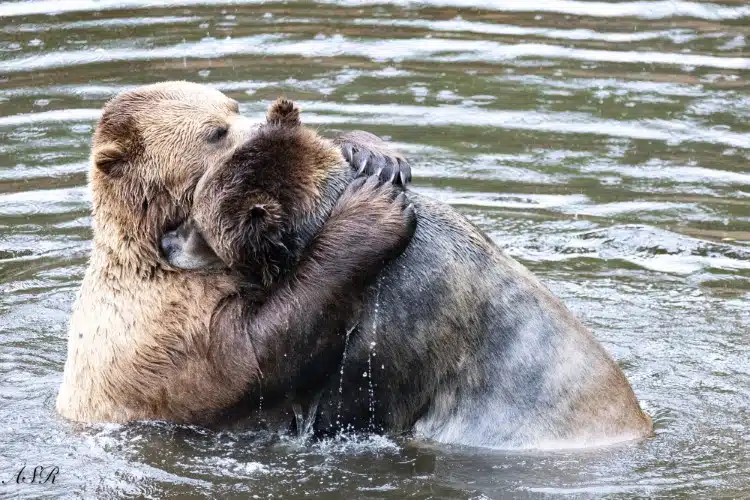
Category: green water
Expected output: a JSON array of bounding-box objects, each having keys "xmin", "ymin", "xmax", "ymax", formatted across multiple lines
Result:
[{"xmin": 1, "ymin": 1, "xmax": 749, "ymax": 498}]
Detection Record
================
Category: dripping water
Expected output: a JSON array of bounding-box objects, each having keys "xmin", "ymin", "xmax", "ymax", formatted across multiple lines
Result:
[
  {"xmin": 2, "ymin": 1, "xmax": 749, "ymax": 496},
  {"xmin": 367, "ymin": 277, "xmax": 383, "ymax": 432},
  {"xmin": 335, "ymin": 323, "xmax": 357, "ymax": 432}
]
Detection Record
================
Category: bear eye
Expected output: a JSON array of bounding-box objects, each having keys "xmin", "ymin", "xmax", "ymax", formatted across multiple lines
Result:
[{"xmin": 208, "ymin": 126, "xmax": 228, "ymax": 143}]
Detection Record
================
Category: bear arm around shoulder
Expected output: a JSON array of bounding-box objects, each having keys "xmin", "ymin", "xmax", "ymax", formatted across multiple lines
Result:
[
  {"xmin": 211, "ymin": 174, "xmax": 416, "ymax": 395},
  {"xmin": 334, "ymin": 130, "xmax": 412, "ymax": 187}
]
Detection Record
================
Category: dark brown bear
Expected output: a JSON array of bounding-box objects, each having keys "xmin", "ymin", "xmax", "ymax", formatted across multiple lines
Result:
[{"xmin": 165, "ymin": 99, "xmax": 653, "ymax": 449}]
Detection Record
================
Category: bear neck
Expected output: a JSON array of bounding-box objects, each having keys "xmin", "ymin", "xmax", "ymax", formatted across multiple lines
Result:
[
  {"xmin": 90, "ymin": 218, "xmax": 164, "ymax": 279},
  {"xmin": 89, "ymin": 177, "xmax": 175, "ymax": 279},
  {"xmin": 276, "ymin": 163, "xmax": 352, "ymax": 276},
  {"xmin": 296, "ymin": 164, "xmax": 351, "ymax": 243}
]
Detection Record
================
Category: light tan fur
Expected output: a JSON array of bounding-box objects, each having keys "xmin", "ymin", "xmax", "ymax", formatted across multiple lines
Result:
[{"xmin": 57, "ymin": 82, "xmax": 260, "ymax": 423}]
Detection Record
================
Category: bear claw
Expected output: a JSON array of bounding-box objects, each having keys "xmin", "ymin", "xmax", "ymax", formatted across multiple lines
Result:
[{"xmin": 335, "ymin": 131, "xmax": 412, "ymax": 188}]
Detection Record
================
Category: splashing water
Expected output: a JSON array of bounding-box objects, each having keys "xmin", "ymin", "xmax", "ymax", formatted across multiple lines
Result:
[
  {"xmin": 292, "ymin": 403, "xmax": 304, "ymax": 438},
  {"xmin": 292, "ymin": 393, "xmax": 322, "ymax": 439}
]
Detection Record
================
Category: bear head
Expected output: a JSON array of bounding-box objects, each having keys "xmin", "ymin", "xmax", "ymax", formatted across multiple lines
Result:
[
  {"xmin": 90, "ymin": 81, "xmax": 255, "ymax": 272},
  {"xmin": 161, "ymin": 98, "xmax": 350, "ymax": 285}
]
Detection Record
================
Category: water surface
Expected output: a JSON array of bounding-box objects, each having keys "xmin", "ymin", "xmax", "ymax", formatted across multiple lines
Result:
[{"xmin": 1, "ymin": 0, "xmax": 749, "ymax": 498}]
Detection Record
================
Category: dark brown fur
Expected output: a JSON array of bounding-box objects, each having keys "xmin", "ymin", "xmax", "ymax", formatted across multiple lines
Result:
[{"xmin": 166, "ymin": 97, "xmax": 653, "ymax": 449}]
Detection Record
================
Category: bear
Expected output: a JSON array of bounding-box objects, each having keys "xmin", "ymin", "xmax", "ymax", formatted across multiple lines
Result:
[
  {"xmin": 56, "ymin": 81, "xmax": 415, "ymax": 424},
  {"xmin": 164, "ymin": 98, "xmax": 654, "ymax": 450}
]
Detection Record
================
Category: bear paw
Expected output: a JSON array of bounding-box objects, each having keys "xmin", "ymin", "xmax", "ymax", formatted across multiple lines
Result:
[{"xmin": 336, "ymin": 131, "xmax": 412, "ymax": 187}]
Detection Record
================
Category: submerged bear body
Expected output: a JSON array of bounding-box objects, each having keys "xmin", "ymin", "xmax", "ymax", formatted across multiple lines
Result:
[{"xmin": 311, "ymin": 194, "xmax": 651, "ymax": 449}]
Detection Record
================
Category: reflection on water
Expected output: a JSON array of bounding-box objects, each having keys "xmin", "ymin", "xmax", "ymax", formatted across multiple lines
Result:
[{"xmin": 0, "ymin": 0, "xmax": 748, "ymax": 498}]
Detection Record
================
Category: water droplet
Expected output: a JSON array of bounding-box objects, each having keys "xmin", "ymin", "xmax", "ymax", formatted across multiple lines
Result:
[{"xmin": 335, "ymin": 324, "xmax": 355, "ymax": 432}]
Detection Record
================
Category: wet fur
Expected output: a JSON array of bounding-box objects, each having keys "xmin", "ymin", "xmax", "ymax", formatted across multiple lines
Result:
[
  {"xmin": 175, "ymin": 100, "xmax": 654, "ymax": 449},
  {"xmin": 57, "ymin": 84, "xmax": 415, "ymax": 424},
  {"xmin": 314, "ymin": 195, "xmax": 652, "ymax": 448}
]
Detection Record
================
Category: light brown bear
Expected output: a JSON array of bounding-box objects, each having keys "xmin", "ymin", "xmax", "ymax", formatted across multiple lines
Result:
[
  {"xmin": 56, "ymin": 81, "xmax": 415, "ymax": 424},
  {"xmin": 165, "ymin": 99, "xmax": 654, "ymax": 450}
]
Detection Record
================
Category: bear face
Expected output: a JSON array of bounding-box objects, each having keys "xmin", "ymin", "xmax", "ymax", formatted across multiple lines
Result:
[
  {"xmin": 90, "ymin": 81, "xmax": 256, "ymax": 271},
  {"xmin": 160, "ymin": 98, "xmax": 418, "ymax": 287},
  {"xmin": 178, "ymin": 99, "xmax": 351, "ymax": 285}
]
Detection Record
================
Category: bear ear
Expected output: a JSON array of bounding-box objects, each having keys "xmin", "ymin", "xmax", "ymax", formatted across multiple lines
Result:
[
  {"xmin": 266, "ymin": 98, "xmax": 300, "ymax": 126},
  {"xmin": 93, "ymin": 101, "xmax": 140, "ymax": 177},
  {"xmin": 93, "ymin": 143, "xmax": 126, "ymax": 176}
]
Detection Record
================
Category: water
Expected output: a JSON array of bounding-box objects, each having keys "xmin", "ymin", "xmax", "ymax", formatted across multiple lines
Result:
[
  {"xmin": 367, "ymin": 278, "xmax": 382, "ymax": 434},
  {"xmin": 1, "ymin": 0, "xmax": 749, "ymax": 497},
  {"xmin": 336, "ymin": 324, "xmax": 355, "ymax": 431}
]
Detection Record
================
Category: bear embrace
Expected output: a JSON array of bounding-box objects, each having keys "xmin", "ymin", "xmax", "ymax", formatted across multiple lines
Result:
[{"xmin": 58, "ymin": 81, "xmax": 652, "ymax": 450}]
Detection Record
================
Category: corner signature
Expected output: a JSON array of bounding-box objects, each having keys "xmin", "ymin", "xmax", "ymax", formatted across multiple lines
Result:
[{"xmin": 2, "ymin": 465, "xmax": 59, "ymax": 485}]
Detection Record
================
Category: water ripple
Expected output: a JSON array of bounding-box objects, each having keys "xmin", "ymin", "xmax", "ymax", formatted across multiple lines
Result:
[
  {"xmin": 2, "ymin": 35, "xmax": 748, "ymax": 74},
  {"xmin": 2, "ymin": 0, "xmax": 750, "ymax": 21}
]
